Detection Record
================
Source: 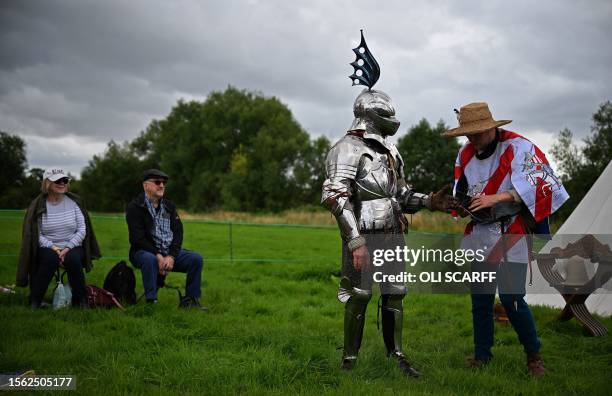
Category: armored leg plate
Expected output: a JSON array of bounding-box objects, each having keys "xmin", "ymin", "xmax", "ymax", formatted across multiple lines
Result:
[
  {"xmin": 343, "ymin": 295, "xmax": 370, "ymax": 360},
  {"xmin": 381, "ymin": 293, "xmax": 405, "ymax": 355}
]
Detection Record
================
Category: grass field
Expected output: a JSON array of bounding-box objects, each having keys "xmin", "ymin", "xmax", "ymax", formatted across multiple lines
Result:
[{"xmin": 0, "ymin": 211, "xmax": 610, "ymax": 395}]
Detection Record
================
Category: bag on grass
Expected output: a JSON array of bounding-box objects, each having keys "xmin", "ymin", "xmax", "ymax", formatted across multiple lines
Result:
[
  {"xmin": 52, "ymin": 271, "xmax": 72, "ymax": 310},
  {"xmin": 86, "ymin": 285, "xmax": 124, "ymax": 309},
  {"xmin": 103, "ymin": 260, "xmax": 137, "ymax": 305}
]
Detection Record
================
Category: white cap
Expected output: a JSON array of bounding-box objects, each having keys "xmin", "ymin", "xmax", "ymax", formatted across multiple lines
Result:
[{"xmin": 43, "ymin": 168, "xmax": 70, "ymax": 182}]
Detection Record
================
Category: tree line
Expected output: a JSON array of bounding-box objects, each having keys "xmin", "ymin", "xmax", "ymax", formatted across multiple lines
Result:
[
  {"xmin": 549, "ymin": 101, "xmax": 612, "ymax": 220},
  {"xmin": 2, "ymin": 87, "xmax": 609, "ymax": 221}
]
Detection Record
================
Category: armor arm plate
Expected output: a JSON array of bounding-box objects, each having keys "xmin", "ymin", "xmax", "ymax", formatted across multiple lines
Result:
[
  {"xmin": 321, "ymin": 178, "xmax": 365, "ymax": 250},
  {"xmin": 396, "ymin": 179, "xmax": 431, "ymax": 214},
  {"xmin": 388, "ymin": 144, "xmax": 406, "ymax": 180},
  {"xmin": 321, "ymin": 136, "xmax": 366, "ymax": 250},
  {"xmin": 390, "ymin": 144, "xmax": 430, "ymax": 213}
]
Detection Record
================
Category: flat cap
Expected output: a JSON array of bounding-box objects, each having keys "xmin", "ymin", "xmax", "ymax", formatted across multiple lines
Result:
[{"xmin": 142, "ymin": 169, "xmax": 169, "ymax": 181}]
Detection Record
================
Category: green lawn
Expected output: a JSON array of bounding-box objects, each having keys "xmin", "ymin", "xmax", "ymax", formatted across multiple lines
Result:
[{"xmin": 0, "ymin": 211, "xmax": 610, "ymax": 395}]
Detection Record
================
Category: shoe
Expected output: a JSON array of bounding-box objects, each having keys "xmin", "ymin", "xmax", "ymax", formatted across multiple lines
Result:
[
  {"xmin": 146, "ymin": 299, "xmax": 158, "ymax": 304},
  {"xmin": 179, "ymin": 296, "xmax": 208, "ymax": 311},
  {"xmin": 527, "ymin": 353, "xmax": 547, "ymax": 378},
  {"xmin": 340, "ymin": 356, "xmax": 357, "ymax": 371},
  {"xmin": 30, "ymin": 301, "xmax": 51, "ymax": 310},
  {"xmin": 391, "ymin": 352, "xmax": 421, "ymax": 378},
  {"xmin": 466, "ymin": 356, "xmax": 491, "ymax": 369}
]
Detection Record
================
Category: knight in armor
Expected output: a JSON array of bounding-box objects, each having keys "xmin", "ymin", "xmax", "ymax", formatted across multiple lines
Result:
[{"xmin": 321, "ymin": 31, "xmax": 454, "ymax": 377}]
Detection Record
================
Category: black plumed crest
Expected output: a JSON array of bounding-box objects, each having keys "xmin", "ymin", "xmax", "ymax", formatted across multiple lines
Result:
[{"xmin": 349, "ymin": 30, "xmax": 380, "ymax": 89}]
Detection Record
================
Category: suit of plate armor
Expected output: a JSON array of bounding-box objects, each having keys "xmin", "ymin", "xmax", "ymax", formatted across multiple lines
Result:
[{"xmin": 321, "ymin": 88, "xmax": 431, "ymax": 371}]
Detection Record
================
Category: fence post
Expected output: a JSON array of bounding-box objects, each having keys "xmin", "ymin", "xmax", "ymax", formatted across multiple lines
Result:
[{"xmin": 229, "ymin": 221, "xmax": 233, "ymax": 264}]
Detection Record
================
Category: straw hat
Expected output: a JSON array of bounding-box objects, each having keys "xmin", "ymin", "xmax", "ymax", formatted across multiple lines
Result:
[{"xmin": 442, "ymin": 102, "xmax": 511, "ymax": 137}]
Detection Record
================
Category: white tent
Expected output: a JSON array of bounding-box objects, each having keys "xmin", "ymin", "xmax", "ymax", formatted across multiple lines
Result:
[{"xmin": 525, "ymin": 159, "xmax": 612, "ymax": 316}]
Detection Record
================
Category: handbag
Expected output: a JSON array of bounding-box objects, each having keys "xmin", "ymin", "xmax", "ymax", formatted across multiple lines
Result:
[{"xmin": 86, "ymin": 285, "xmax": 124, "ymax": 309}]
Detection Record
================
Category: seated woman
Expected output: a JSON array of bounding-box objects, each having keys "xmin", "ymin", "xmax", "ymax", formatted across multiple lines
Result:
[{"xmin": 17, "ymin": 168, "xmax": 101, "ymax": 309}]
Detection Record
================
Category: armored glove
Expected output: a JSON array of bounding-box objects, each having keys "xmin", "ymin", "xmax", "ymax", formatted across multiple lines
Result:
[{"xmin": 428, "ymin": 184, "xmax": 455, "ymax": 213}]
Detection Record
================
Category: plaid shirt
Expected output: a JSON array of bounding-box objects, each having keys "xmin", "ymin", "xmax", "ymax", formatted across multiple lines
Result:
[{"xmin": 144, "ymin": 197, "xmax": 173, "ymax": 256}]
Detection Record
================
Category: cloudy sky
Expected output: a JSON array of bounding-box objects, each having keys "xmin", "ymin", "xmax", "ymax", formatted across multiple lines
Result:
[{"xmin": 1, "ymin": 0, "xmax": 611, "ymax": 176}]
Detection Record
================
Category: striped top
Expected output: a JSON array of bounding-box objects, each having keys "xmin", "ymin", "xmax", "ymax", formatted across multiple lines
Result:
[{"xmin": 38, "ymin": 196, "xmax": 86, "ymax": 249}]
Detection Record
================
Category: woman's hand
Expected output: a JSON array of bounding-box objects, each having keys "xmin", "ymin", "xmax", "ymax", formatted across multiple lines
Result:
[{"xmin": 58, "ymin": 248, "xmax": 70, "ymax": 264}]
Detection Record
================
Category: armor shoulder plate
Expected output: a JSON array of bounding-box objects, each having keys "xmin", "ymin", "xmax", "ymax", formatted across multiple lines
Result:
[{"xmin": 325, "ymin": 135, "xmax": 367, "ymax": 180}]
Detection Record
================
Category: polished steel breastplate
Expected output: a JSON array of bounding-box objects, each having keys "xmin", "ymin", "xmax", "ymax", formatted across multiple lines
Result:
[
  {"xmin": 355, "ymin": 151, "xmax": 397, "ymax": 201},
  {"xmin": 354, "ymin": 149, "xmax": 400, "ymax": 231}
]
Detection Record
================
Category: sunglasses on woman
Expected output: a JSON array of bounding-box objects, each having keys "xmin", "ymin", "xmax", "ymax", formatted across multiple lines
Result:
[{"xmin": 53, "ymin": 178, "xmax": 70, "ymax": 185}]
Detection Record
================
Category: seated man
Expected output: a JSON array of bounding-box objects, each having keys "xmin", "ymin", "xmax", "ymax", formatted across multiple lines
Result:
[{"xmin": 126, "ymin": 169, "xmax": 206, "ymax": 310}]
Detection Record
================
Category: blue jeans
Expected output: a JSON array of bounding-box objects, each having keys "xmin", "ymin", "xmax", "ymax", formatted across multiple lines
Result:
[
  {"xmin": 131, "ymin": 249, "xmax": 203, "ymax": 300},
  {"xmin": 470, "ymin": 261, "xmax": 541, "ymax": 360}
]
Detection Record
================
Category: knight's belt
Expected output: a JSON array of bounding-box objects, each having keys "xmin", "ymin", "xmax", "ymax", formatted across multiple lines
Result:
[{"xmin": 471, "ymin": 202, "xmax": 523, "ymax": 224}]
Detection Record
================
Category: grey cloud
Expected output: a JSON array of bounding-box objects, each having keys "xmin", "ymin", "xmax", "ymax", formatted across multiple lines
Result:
[
  {"xmin": 17, "ymin": 133, "xmax": 107, "ymax": 176},
  {"xmin": 1, "ymin": 0, "xmax": 610, "ymax": 176}
]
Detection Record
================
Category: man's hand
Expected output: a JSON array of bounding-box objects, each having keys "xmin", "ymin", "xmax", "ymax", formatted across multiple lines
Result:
[
  {"xmin": 163, "ymin": 256, "xmax": 175, "ymax": 273},
  {"xmin": 430, "ymin": 184, "xmax": 455, "ymax": 213},
  {"xmin": 468, "ymin": 192, "xmax": 513, "ymax": 212},
  {"xmin": 58, "ymin": 248, "xmax": 70, "ymax": 264},
  {"xmin": 156, "ymin": 253, "xmax": 166, "ymax": 275},
  {"xmin": 352, "ymin": 245, "xmax": 370, "ymax": 272}
]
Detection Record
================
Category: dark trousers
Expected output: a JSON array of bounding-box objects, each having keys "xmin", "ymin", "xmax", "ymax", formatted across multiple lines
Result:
[
  {"xmin": 29, "ymin": 247, "xmax": 87, "ymax": 306},
  {"xmin": 131, "ymin": 249, "xmax": 203, "ymax": 300},
  {"xmin": 471, "ymin": 261, "xmax": 541, "ymax": 360}
]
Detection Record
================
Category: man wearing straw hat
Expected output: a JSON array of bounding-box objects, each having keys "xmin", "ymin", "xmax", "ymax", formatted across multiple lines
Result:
[{"xmin": 443, "ymin": 102, "xmax": 569, "ymax": 377}]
